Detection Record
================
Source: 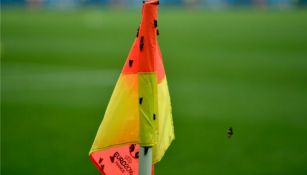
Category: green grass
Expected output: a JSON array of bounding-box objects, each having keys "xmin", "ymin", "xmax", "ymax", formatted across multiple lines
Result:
[{"xmin": 2, "ymin": 8, "xmax": 307, "ymax": 175}]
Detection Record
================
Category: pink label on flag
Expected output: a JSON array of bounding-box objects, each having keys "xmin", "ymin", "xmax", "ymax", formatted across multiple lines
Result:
[{"xmin": 90, "ymin": 144, "xmax": 140, "ymax": 175}]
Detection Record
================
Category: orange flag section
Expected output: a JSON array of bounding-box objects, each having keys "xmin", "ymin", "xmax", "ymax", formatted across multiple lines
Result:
[{"xmin": 90, "ymin": 0, "xmax": 174, "ymax": 174}]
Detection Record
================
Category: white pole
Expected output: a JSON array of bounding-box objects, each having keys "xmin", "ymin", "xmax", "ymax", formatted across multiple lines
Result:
[{"xmin": 139, "ymin": 146, "xmax": 152, "ymax": 175}]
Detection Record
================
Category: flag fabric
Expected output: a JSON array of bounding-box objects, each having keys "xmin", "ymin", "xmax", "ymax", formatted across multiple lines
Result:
[{"xmin": 89, "ymin": 0, "xmax": 174, "ymax": 174}]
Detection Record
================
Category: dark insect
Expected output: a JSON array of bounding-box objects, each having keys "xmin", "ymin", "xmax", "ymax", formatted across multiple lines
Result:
[
  {"xmin": 129, "ymin": 59, "xmax": 134, "ymax": 67},
  {"xmin": 139, "ymin": 97, "xmax": 143, "ymax": 104},
  {"xmin": 154, "ymin": 20, "xmax": 158, "ymax": 28},
  {"xmin": 144, "ymin": 146, "xmax": 149, "ymax": 155},
  {"xmin": 227, "ymin": 127, "xmax": 233, "ymax": 138},
  {"xmin": 135, "ymin": 152, "xmax": 139, "ymax": 159},
  {"xmin": 129, "ymin": 144, "xmax": 139, "ymax": 159},
  {"xmin": 136, "ymin": 27, "xmax": 140, "ymax": 37},
  {"xmin": 140, "ymin": 36, "xmax": 144, "ymax": 51},
  {"xmin": 98, "ymin": 157, "xmax": 103, "ymax": 164},
  {"xmin": 152, "ymin": 1, "xmax": 159, "ymax": 5},
  {"xmin": 129, "ymin": 144, "xmax": 135, "ymax": 153},
  {"xmin": 109, "ymin": 155, "xmax": 115, "ymax": 163}
]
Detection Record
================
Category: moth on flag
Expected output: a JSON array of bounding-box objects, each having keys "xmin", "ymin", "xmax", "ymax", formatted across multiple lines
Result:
[{"xmin": 89, "ymin": 0, "xmax": 174, "ymax": 174}]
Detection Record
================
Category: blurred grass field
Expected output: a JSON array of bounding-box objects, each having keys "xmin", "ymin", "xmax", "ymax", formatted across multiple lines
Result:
[{"xmin": 2, "ymin": 7, "xmax": 307, "ymax": 175}]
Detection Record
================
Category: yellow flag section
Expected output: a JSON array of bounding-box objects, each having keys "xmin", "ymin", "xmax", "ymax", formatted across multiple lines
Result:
[{"xmin": 89, "ymin": 0, "xmax": 174, "ymax": 174}]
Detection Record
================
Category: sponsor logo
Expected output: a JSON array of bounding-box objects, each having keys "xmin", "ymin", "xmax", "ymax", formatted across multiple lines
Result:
[{"xmin": 110, "ymin": 152, "xmax": 134, "ymax": 175}]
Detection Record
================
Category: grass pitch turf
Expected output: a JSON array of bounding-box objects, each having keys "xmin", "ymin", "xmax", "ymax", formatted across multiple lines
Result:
[{"xmin": 2, "ymin": 8, "xmax": 307, "ymax": 175}]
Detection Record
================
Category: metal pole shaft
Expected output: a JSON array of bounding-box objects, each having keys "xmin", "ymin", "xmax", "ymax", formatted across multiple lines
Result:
[{"xmin": 139, "ymin": 146, "xmax": 152, "ymax": 175}]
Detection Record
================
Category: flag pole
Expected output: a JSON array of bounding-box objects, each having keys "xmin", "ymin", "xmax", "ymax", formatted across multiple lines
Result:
[
  {"xmin": 139, "ymin": 146, "xmax": 152, "ymax": 175},
  {"xmin": 139, "ymin": 0, "xmax": 156, "ymax": 174}
]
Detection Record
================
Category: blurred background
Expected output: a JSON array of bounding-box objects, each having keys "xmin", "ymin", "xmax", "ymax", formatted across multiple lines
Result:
[
  {"xmin": 2, "ymin": 0, "xmax": 307, "ymax": 8},
  {"xmin": 1, "ymin": 0, "xmax": 307, "ymax": 175}
]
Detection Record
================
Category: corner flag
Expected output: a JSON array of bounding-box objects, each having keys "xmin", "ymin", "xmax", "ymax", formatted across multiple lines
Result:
[{"xmin": 89, "ymin": 0, "xmax": 174, "ymax": 174}]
